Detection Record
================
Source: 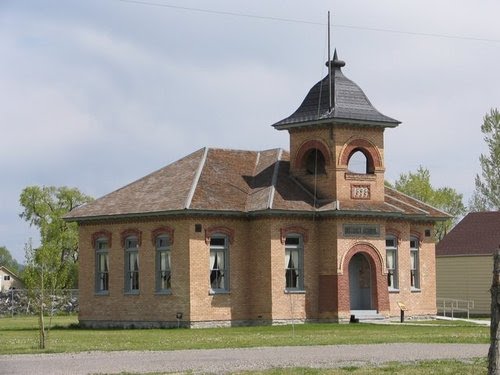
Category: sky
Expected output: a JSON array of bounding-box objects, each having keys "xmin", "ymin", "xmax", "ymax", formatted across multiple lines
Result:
[{"xmin": 1, "ymin": 0, "xmax": 499, "ymax": 263}]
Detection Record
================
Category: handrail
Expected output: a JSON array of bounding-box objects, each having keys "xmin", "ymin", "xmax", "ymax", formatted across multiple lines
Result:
[{"xmin": 436, "ymin": 297, "xmax": 474, "ymax": 319}]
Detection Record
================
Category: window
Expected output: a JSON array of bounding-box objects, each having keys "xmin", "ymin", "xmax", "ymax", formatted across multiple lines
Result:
[
  {"xmin": 385, "ymin": 235, "xmax": 398, "ymax": 290},
  {"xmin": 124, "ymin": 236, "xmax": 139, "ymax": 293},
  {"xmin": 209, "ymin": 236, "xmax": 229, "ymax": 292},
  {"xmin": 305, "ymin": 148, "xmax": 326, "ymax": 175},
  {"xmin": 285, "ymin": 235, "xmax": 304, "ymax": 291},
  {"xmin": 156, "ymin": 235, "xmax": 171, "ymax": 293},
  {"xmin": 410, "ymin": 236, "xmax": 420, "ymax": 290},
  {"xmin": 4, "ymin": 275, "xmax": 10, "ymax": 281},
  {"xmin": 95, "ymin": 238, "xmax": 109, "ymax": 293},
  {"xmin": 347, "ymin": 150, "xmax": 368, "ymax": 174}
]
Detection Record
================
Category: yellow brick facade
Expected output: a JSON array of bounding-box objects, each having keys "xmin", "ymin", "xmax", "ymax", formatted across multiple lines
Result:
[{"xmin": 78, "ymin": 214, "xmax": 437, "ymax": 327}]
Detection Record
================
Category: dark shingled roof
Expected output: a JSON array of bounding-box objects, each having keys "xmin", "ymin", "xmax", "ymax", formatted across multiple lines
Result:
[
  {"xmin": 65, "ymin": 148, "xmax": 448, "ymax": 222},
  {"xmin": 436, "ymin": 212, "xmax": 500, "ymax": 256},
  {"xmin": 272, "ymin": 50, "xmax": 400, "ymax": 129}
]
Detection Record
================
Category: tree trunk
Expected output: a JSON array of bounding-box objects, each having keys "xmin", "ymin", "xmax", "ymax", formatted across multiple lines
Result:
[
  {"xmin": 39, "ymin": 268, "xmax": 46, "ymax": 350},
  {"xmin": 39, "ymin": 307, "xmax": 45, "ymax": 350},
  {"xmin": 488, "ymin": 246, "xmax": 500, "ymax": 374}
]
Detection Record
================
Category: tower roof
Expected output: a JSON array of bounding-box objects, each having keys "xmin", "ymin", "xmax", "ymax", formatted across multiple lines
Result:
[{"xmin": 272, "ymin": 50, "xmax": 400, "ymax": 129}]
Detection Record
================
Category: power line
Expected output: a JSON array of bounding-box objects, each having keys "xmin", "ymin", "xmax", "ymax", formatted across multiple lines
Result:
[
  {"xmin": 115, "ymin": 0, "xmax": 500, "ymax": 44},
  {"xmin": 116, "ymin": 0, "xmax": 323, "ymax": 26}
]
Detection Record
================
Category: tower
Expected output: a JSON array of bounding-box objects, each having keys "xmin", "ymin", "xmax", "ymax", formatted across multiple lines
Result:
[{"xmin": 272, "ymin": 51, "xmax": 400, "ymax": 205}]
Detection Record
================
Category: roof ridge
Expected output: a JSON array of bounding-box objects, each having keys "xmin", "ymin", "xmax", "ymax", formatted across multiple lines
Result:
[
  {"xmin": 184, "ymin": 147, "xmax": 209, "ymax": 209},
  {"xmin": 267, "ymin": 148, "xmax": 283, "ymax": 209}
]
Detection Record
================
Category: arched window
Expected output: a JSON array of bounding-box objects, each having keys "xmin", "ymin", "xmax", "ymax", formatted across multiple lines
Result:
[
  {"xmin": 124, "ymin": 236, "xmax": 139, "ymax": 293},
  {"xmin": 95, "ymin": 237, "xmax": 109, "ymax": 294},
  {"xmin": 385, "ymin": 235, "xmax": 398, "ymax": 290},
  {"xmin": 155, "ymin": 235, "xmax": 171, "ymax": 293},
  {"xmin": 410, "ymin": 236, "xmax": 420, "ymax": 290},
  {"xmin": 285, "ymin": 234, "xmax": 304, "ymax": 291},
  {"xmin": 347, "ymin": 149, "xmax": 374, "ymax": 174},
  {"xmin": 305, "ymin": 148, "xmax": 326, "ymax": 175},
  {"xmin": 209, "ymin": 235, "xmax": 229, "ymax": 293}
]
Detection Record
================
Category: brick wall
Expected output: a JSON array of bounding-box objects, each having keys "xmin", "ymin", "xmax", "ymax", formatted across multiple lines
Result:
[{"xmin": 78, "ymin": 214, "xmax": 437, "ymax": 327}]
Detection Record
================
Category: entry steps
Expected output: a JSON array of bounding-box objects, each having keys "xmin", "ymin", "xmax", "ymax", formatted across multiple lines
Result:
[{"xmin": 350, "ymin": 310, "xmax": 385, "ymax": 322}]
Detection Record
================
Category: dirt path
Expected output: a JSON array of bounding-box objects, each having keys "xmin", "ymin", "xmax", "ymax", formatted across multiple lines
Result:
[{"xmin": 0, "ymin": 343, "xmax": 488, "ymax": 374}]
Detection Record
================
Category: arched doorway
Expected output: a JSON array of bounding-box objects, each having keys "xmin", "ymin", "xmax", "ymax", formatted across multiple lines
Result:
[{"xmin": 349, "ymin": 253, "xmax": 372, "ymax": 310}]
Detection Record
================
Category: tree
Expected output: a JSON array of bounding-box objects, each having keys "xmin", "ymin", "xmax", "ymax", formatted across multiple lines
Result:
[
  {"xmin": 470, "ymin": 108, "xmax": 500, "ymax": 211},
  {"xmin": 392, "ymin": 166, "xmax": 466, "ymax": 241},
  {"xmin": 19, "ymin": 186, "xmax": 93, "ymax": 288},
  {"xmin": 0, "ymin": 246, "xmax": 21, "ymax": 274}
]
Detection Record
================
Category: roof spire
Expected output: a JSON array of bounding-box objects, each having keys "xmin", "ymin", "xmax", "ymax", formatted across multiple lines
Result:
[{"xmin": 328, "ymin": 11, "xmax": 332, "ymax": 112}]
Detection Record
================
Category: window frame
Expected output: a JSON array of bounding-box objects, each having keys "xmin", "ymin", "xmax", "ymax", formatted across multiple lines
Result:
[
  {"xmin": 410, "ymin": 236, "xmax": 420, "ymax": 290},
  {"xmin": 285, "ymin": 234, "xmax": 304, "ymax": 292},
  {"xmin": 209, "ymin": 235, "xmax": 229, "ymax": 294},
  {"xmin": 155, "ymin": 235, "xmax": 172, "ymax": 294},
  {"xmin": 385, "ymin": 235, "xmax": 399, "ymax": 291},
  {"xmin": 95, "ymin": 237, "xmax": 109, "ymax": 294},
  {"xmin": 124, "ymin": 236, "xmax": 140, "ymax": 294}
]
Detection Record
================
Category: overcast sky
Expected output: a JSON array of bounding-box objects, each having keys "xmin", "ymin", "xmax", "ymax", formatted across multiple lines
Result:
[{"xmin": 1, "ymin": 0, "xmax": 499, "ymax": 263}]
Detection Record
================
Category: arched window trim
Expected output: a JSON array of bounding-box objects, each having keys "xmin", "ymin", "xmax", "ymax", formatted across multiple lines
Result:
[
  {"xmin": 205, "ymin": 226, "xmax": 234, "ymax": 245},
  {"xmin": 120, "ymin": 229, "xmax": 142, "ymax": 248},
  {"xmin": 339, "ymin": 138, "xmax": 382, "ymax": 173},
  {"xmin": 280, "ymin": 225, "xmax": 309, "ymax": 245},
  {"xmin": 294, "ymin": 140, "xmax": 331, "ymax": 170},
  {"xmin": 91, "ymin": 230, "xmax": 112, "ymax": 248},
  {"xmin": 151, "ymin": 226, "xmax": 175, "ymax": 246}
]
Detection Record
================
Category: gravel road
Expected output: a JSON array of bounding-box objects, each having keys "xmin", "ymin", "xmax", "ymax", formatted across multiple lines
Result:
[{"xmin": 0, "ymin": 343, "xmax": 488, "ymax": 374}]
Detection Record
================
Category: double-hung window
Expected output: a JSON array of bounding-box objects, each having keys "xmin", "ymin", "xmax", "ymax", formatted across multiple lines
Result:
[
  {"xmin": 410, "ymin": 236, "xmax": 420, "ymax": 290},
  {"xmin": 124, "ymin": 236, "xmax": 139, "ymax": 293},
  {"xmin": 285, "ymin": 235, "xmax": 304, "ymax": 291},
  {"xmin": 385, "ymin": 235, "xmax": 398, "ymax": 290},
  {"xmin": 95, "ymin": 238, "xmax": 109, "ymax": 293},
  {"xmin": 209, "ymin": 235, "xmax": 229, "ymax": 292},
  {"xmin": 156, "ymin": 235, "xmax": 171, "ymax": 293}
]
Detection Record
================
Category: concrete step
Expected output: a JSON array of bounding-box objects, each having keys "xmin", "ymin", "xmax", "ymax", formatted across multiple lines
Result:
[{"xmin": 350, "ymin": 310, "xmax": 385, "ymax": 322}]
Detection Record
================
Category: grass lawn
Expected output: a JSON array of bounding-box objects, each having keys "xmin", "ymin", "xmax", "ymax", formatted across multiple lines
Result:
[{"xmin": 0, "ymin": 315, "xmax": 489, "ymax": 355}]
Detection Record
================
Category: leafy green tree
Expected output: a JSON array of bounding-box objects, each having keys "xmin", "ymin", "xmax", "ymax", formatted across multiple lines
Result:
[
  {"xmin": 470, "ymin": 108, "xmax": 500, "ymax": 211},
  {"xmin": 0, "ymin": 246, "xmax": 21, "ymax": 274},
  {"xmin": 392, "ymin": 166, "xmax": 466, "ymax": 241},
  {"xmin": 19, "ymin": 186, "xmax": 93, "ymax": 288}
]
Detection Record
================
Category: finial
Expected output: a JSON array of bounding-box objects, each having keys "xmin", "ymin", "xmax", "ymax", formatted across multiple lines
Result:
[{"xmin": 326, "ymin": 49, "xmax": 345, "ymax": 69}]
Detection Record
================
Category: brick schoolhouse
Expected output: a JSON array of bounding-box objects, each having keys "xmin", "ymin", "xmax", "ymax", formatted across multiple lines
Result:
[{"xmin": 66, "ymin": 51, "xmax": 448, "ymax": 328}]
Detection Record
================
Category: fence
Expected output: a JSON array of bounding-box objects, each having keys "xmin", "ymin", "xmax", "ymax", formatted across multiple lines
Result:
[
  {"xmin": 436, "ymin": 297, "xmax": 475, "ymax": 319},
  {"xmin": 0, "ymin": 289, "xmax": 79, "ymax": 317}
]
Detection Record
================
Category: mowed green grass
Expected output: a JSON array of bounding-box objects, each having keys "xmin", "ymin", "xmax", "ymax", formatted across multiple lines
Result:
[{"xmin": 0, "ymin": 315, "xmax": 489, "ymax": 355}]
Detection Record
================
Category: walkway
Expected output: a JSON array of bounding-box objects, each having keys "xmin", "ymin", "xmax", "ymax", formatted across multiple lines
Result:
[{"xmin": 0, "ymin": 343, "xmax": 488, "ymax": 375}]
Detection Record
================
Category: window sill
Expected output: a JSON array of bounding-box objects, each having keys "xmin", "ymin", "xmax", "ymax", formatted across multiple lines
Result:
[
  {"xmin": 124, "ymin": 291, "xmax": 140, "ymax": 295},
  {"xmin": 411, "ymin": 288, "xmax": 421, "ymax": 293},
  {"xmin": 284, "ymin": 289, "xmax": 305, "ymax": 294},
  {"xmin": 95, "ymin": 291, "xmax": 109, "ymax": 296},
  {"xmin": 209, "ymin": 290, "xmax": 230, "ymax": 295},
  {"xmin": 388, "ymin": 288, "xmax": 400, "ymax": 293},
  {"xmin": 155, "ymin": 290, "xmax": 172, "ymax": 296}
]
